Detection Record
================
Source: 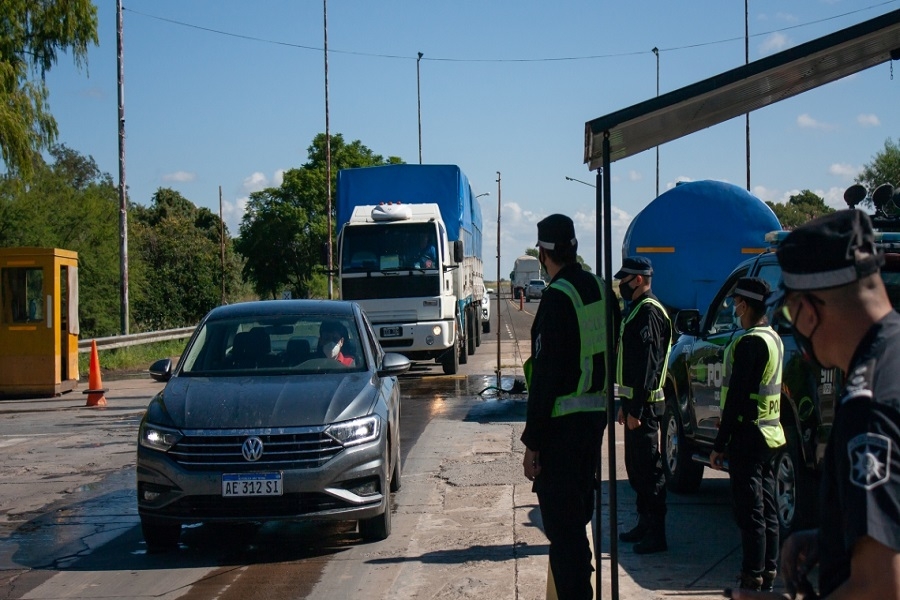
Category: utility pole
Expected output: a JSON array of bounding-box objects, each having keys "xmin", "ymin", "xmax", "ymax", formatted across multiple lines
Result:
[
  {"xmin": 116, "ymin": 0, "xmax": 129, "ymax": 334},
  {"xmin": 324, "ymin": 0, "xmax": 333, "ymax": 298},
  {"xmin": 653, "ymin": 46, "xmax": 660, "ymax": 198},
  {"xmin": 417, "ymin": 52, "xmax": 424, "ymax": 164},
  {"xmin": 219, "ymin": 186, "xmax": 225, "ymax": 305},
  {"xmin": 495, "ymin": 171, "xmax": 501, "ymax": 389},
  {"xmin": 745, "ymin": 0, "xmax": 751, "ymax": 191}
]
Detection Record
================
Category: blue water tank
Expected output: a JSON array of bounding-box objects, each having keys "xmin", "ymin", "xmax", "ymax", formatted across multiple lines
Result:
[{"xmin": 622, "ymin": 180, "xmax": 781, "ymax": 314}]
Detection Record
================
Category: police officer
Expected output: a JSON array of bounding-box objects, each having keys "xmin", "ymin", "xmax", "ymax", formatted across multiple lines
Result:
[
  {"xmin": 732, "ymin": 209, "xmax": 900, "ymax": 599},
  {"xmin": 710, "ymin": 277, "xmax": 785, "ymax": 592},
  {"xmin": 521, "ymin": 214, "xmax": 613, "ymax": 599},
  {"xmin": 614, "ymin": 256, "xmax": 672, "ymax": 554}
]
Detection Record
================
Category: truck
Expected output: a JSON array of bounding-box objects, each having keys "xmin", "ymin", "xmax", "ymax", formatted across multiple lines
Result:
[
  {"xmin": 511, "ymin": 255, "xmax": 541, "ymax": 300},
  {"xmin": 654, "ymin": 183, "xmax": 900, "ymax": 535},
  {"xmin": 336, "ymin": 164, "xmax": 484, "ymax": 375}
]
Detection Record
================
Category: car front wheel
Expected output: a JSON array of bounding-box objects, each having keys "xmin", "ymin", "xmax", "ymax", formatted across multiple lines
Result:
[
  {"xmin": 359, "ymin": 486, "xmax": 392, "ymax": 541},
  {"xmin": 773, "ymin": 427, "xmax": 815, "ymax": 536},
  {"xmin": 662, "ymin": 403, "xmax": 705, "ymax": 493}
]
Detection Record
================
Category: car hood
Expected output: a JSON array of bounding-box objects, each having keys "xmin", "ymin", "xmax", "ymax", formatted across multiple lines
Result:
[{"xmin": 155, "ymin": 373, "xmax": 378, "ymax": 429}]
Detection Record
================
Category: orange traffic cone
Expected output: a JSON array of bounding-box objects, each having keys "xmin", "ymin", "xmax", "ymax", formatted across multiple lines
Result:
[{"xmin": 82, "ymin": 340, "xmax": 108, "ymax": 407}]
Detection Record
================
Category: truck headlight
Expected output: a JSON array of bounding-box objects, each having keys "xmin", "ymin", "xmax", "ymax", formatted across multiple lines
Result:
[{"xmin": 432, "ymin": 325, "xmax": 442, "ymax": 336}]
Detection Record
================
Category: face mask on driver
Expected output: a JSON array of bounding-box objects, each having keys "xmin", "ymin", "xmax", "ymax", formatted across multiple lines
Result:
[{"xmin": 323, "ymin": 339, "xmax": 342, "ymax": 359}]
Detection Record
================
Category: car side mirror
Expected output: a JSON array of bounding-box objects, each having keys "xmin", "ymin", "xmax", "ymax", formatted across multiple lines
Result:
[
  {"xmin": 674, "ymin": 309, "xmax": 701, "ymax": 337},
  {"xmin": 377, "ymin": 352, "xmax": 411, "ymax": 377},
  {"xmin": 149, "ymin": 358, "xmax": 173, "ymax": 382}
]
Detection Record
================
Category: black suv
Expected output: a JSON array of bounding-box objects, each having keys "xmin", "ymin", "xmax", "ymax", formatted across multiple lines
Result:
[{"xmin": 662, "ymin": 219, "xmax": 900, "ymax": 534}]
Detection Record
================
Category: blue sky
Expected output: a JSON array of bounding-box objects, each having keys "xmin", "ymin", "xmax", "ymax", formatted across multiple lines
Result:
[{"xmin": 45, "ymin": 0, "xmax": 900, "ymax": 278}]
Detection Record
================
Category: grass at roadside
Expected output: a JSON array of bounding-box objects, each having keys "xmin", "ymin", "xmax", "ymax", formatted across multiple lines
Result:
[{"xmin": 78, "ymin": 339, "xmax": 188, "ymax": 376}]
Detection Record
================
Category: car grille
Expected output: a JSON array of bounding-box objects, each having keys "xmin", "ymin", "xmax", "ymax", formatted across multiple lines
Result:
[
  {"xmin": 168, "ymin": 430, "xmax": 343, "ymax": 470},
  {"xmin": 155, "ymin": 492, "xmax": 368, "ymax": 519}
]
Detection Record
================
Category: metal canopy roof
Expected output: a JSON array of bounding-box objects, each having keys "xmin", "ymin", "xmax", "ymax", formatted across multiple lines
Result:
[{"xmin": 584, "ymin": 9, "xmax": 900, "ymax": 171}]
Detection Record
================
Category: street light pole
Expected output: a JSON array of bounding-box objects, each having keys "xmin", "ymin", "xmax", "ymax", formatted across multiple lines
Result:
[
  {"xmin": 745, "ymin": 0, "xmax": 751, "ymax": 191},
  {"xmin": 653, "ymin": 46, "xmax": 660, "ymax": 198},
  {"xmin": 417, "ymin": 52, "xmax": 424, "ymax": 164},
  {"xmin": 324, "ymin": 0, "xmax": 333, "ymax": 298},
  {"xmin": 565, "ymin": 176, "xmax": 596, "ymax": 189},
  {"xmin": 495, "ymin": 172, "xmax": 501, "ymax": 389}
]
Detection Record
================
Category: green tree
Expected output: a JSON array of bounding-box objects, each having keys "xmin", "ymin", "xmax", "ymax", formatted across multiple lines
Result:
[
  {"xmin": 0, "ymin": 145, "xmax": 123, "ymax": 336},
  {"xmin": 131, "ymin": 188, "xmax": 245, "ymax": 330},
  {"xmin": 236, "ymin": 133, "xmax": 400, "ymax": 299},
  {"xmin": 856, "ymin": 138, "xmax": 900, "ymax": 202},
  {"xmin": 0, "ymin": 0, "xmax": 98, "ymax": 178},
  {"xmin": 766, "ymin": 190, "xmax": 834, "ymax": 229}
]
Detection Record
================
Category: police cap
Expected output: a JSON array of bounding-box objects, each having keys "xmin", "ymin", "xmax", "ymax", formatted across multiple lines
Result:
[
  {"xmin": 614, "ymin": 256, "xmax": 653, "ymax": 280},
  {"xmin": 536, "ymin": 214, "xmax": 577, "ymax": 250},
  {"xmin": 731, "ymin": 277, "xmax": 770, "ymax": 303},
  {"xmin": 776, "ymin": 209, "xmax": 884, "ymax": 292}
]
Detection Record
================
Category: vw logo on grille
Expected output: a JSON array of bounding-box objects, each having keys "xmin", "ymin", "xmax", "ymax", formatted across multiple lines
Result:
[{"xmin": 241, "ymin": 437, "xmax": 264, "ymax": 462}]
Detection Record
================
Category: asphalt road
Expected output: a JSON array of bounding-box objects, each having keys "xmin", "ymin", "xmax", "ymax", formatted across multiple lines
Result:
[{"xmin": 0, "ymin": 296, "xmax": 763, "ymax": 600}]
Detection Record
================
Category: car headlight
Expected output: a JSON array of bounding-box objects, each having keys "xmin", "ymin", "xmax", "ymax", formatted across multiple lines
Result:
[
  {"xmin": 326, "ymin": 415, "xmax": 380, "ymax": 447},
  {"xmin": 139, "ymin": 422, "xmax": 183, "ymax": 452}
]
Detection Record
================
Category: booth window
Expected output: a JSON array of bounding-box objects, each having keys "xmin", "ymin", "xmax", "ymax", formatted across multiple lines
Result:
[{"xmin": 2, "ymin": 267, "xmax": 43, "ymax": 323}]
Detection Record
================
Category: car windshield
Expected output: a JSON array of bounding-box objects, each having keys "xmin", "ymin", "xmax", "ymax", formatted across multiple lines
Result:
[
  {"xmin": 178, "ymin": 313, "xmax": 366, "ymax": 376},
  {"xmin": 529, "ymin": 280, "xmax": 545, "ymax": 287}
]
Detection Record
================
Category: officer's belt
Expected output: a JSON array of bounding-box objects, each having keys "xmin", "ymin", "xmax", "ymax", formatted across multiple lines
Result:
[
  {"xmin": 737, "ymin": 416, "xmax": 780, "ymax": 428},
  {"xmin": 617, "ymin": 385, "xmax": 665, "ymax": 403}
]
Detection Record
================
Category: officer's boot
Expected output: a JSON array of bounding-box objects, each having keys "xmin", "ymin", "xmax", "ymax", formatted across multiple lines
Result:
[
  {"xmin": 739, "ymin": 572, "xmax": 763, "ymax": 591},
  {"xmin": 633, "ymin": 514, "xmax": 667, "ymax": 554},
  {"xmin": 618, "ymin": 514, "xmax": 649, "ymax": 543},
  {"xmin": 761, "ymin": 570, "xmax": 777, "ymax": 592}
]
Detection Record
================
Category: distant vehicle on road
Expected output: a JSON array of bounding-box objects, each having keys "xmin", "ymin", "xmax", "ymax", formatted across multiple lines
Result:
[
  {"xmin": 137, "ymin": 299, "xmax": 411, "ymax": 551},
  {"xmin": 512, "ymin": 255, "xmax": 541, "ymax": 300},
  {"xmin": 525, "ymin": 279, "xmax": 546, "ymax": 302}
]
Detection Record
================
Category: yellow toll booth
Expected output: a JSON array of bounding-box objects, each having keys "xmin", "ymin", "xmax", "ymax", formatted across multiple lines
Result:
[{"xmin": 0, "ymin": 248, "xmax": 80, "ymax": 398}]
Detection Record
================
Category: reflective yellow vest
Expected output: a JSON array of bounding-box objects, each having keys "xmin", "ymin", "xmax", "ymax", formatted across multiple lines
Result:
[
  {"xmin": 523, "ymin": 275, "xmax": 608, "ymax": 417},
  {"xmin": 720, "ymin": 325, "xmax": 787, "ymax": 449},
  {"xmin": 616, "ymin": 296, "xmax": 672, "ymax": 404}
]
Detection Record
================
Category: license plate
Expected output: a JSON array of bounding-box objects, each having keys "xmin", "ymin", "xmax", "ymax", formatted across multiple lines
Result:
[
  {"xmin": 381, "ymin": 326, "xmax": 402, "ymax": 337},
  {"xmin": 222, "ymin": 472, "xmax": 283, "ymax": 497}
]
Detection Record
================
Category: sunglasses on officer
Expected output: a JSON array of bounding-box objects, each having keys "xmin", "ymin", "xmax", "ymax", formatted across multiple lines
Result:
[{"xmin": 779, "ymin": 292, "xmax": 825, "ymax": 324}]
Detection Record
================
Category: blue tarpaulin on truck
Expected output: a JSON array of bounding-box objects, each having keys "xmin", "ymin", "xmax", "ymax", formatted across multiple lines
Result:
[{"xmin": 336, "ymin": 164, "xmax": 483, "ymax": 260}]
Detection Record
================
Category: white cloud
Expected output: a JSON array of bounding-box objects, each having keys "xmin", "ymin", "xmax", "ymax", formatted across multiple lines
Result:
[
  {"xmin": 828, "ymin": 163, "xmax": 859, "ymax": 180},
  {"xmin": 759, "ymin": 32, "xmax": 790, "ymax": 55},
  {"xmin": 821, "ymin": 186, "xmax": 849, "ymax": 210},
  {"xmin": 665, "ymin": 176, "xmax": 692, "ymax": 191},
  {"xmin": 752, "ymin": 185, "xmax": 779, "ymax": 203},
  {"xmin": 628, "ymin": 170, "xmax": 642, "ymax": 182},
  {"xmin": 797, "ymin": 114, "xmax": 834, "ymax": 130},
  {"xmin": 774, "ymin": 12, "xmax": 798, "ymax": 23},
  {"xmin": 161, "ymin": 170, "xmax": 196, "ymax": 183},
  {"xmin": 242, "ymin": 171, "xmax": 269, "ymax": 193},
  {"xmin": 857, "ymin": 113, "xmax": 880, "ymax": 127}
]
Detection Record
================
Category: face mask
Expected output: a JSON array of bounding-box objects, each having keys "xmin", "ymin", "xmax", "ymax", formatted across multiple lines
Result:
[
  {"xmin": 323, "ymin": 339, "xmax": 342, "ymax": 358},
  {"xmin": 619, "ymin": 279, "xmax": 634, "ymax": 301},
  {"xmin": 791, "ymin": 302, "xmax": 823, "ymax": 369},
  {"xmin": 733, "ymin": 301, "xmax": 745, "ymax": 328}
]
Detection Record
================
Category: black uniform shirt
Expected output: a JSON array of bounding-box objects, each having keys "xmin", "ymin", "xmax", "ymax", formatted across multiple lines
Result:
[
  {"xmin": 520, "ymin": 263, "xmax": 613, "ymax": 453},
  {"xmin": 619, "ymin": 291, "xmax": 671, "ymax": 419},
  {"xmin": 818, "ymin": 310, "xmax": 900, "ymax": 596},
  {"xmin": 714, "ymin": 333, "xmax": 770, "ymax": 456}
]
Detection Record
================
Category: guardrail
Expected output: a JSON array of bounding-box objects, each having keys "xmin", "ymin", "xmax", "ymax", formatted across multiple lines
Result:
[{"xmin": 77, "ymin": 326, "xmax": 196, "ymax": 353}]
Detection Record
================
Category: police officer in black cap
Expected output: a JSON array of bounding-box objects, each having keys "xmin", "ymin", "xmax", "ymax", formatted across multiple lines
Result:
[
  {"xmin": 732, "ymin": 209, "xmax": 900, "ymax": 599},
  {"xmin": 710, "ymin": 277, "xmax": 786, "ymax": 592},
  {"xmin": 521, "ymin": 213, "xmax": 616, "ymax": 599},
  {"xmin": 614, "ymin": 256, "xmax": 672, "ymax": 554}
]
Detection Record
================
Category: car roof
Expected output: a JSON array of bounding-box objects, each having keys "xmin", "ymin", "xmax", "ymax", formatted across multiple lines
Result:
[{"xmin": 202, "ymin": 299, "xmax": 360, "ymax": 322}]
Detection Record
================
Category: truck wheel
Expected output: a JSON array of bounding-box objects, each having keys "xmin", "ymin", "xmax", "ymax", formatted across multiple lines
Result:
[
  {"xmin": 474, "ymin": 308, "xmax": 482, "ymax": 347},
  {"xmin": 466, "ymin": 308, "xmax": 476, "ymax": 355},
  {"xmin": 442, "ymin": 321, "xmax": 461, "ymax": 375},
  {"xmin": 662, "ymin": 403, "xmax": 704, "ymax": 493}
]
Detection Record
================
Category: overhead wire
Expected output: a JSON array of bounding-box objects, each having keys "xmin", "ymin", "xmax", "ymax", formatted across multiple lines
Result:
[{"xmin": 124, "ymin": 1, "xmax": 899, "ymax": 63}]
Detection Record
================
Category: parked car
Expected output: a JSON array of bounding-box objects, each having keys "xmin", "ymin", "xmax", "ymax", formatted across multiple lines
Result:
[
  {"xmin": 525, "ymin": 279, "xmax": 546, "ymax": 302},
  {"xmin": 481, "ymin": 289, "xmax": 492, "ymax": 333},
  {"xmin": 662, "ymin": 225, "xmax": 900, "ymax": 535},
  {"xmin": 137, "ymin": 299, "xmax": 411, "ymax": 551}
]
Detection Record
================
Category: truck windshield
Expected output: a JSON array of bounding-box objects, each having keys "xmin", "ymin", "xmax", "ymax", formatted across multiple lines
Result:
[{"xmin": 342, "ymin": 223, "xmax": 440, "ymax": 272}]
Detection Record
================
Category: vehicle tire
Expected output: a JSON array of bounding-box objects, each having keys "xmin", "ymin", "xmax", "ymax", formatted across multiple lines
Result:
[
  {"xmin": 390, "ymin": 436, "xmax": 402, "ymax": 493},
  {"xmin": 359, "ymin": 484, "xmax": 392, "ymax": 541},
  {"xmin": 662, "ymin": 403, "xmax": 705, "ymax": 493},
  {"xmin": 140, "ymin": 515, "xmax": 181, "ymax": 552},
  {"xmin": 458, "ymin": 316, "xmax": 468, "ymax": 365},
  {"xmin": 773, "ymin": 427, "xmax": 816, "ymax": 536},
  {"xmin": 441, "ymin": 333, "xmax": 460, "ymax": 374},
  {"xmin": 474, "ymin": 308, "xmax": 482, "ymax": 347},
  {"xmin": 466, "ymin": 308, "xmax": 476, "ymax": 356},
  {"xmin": 482, "ymin": 319, "xmax": 491, "ymax": 334}
]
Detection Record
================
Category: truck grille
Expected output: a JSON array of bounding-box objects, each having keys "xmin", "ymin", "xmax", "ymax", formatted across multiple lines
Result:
[{"xmin": 168, "ymin": 430, "xmax": 343, "ymax": 469}]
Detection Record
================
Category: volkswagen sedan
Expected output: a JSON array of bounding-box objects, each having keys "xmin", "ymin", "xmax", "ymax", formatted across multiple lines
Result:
[{"xmin": 137, "ymin": 300, "xmax": 410, "ymax": 551}]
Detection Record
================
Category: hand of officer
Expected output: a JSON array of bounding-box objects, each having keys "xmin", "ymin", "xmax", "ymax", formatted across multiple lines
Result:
[
  {"xmin": 710, "ymin": 450, "xmax": 727, "ymax": 471},
  {"xmin": 523, "ymin": 448, "xmax": 541, "ymax": 481},
  {"xmin": 626, "ymin": 414, "xmax": 641, "ymax": 430},
  {"xmin": 780, "ymin": 529, "xmax": 819, "ymax": 598},
  {"xmin": 617, "ymin": 407, "xmax": 625, "ymax": 425}
]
